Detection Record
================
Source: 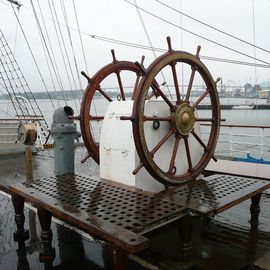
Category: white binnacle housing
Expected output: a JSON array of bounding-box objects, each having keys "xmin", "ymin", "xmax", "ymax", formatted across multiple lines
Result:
[{"xmin": 100, "ymin": 100, "xmax": 203, "ymax": 193}]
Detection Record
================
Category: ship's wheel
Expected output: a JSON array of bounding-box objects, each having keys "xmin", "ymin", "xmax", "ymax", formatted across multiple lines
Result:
[
  {"xmin": 129, "ymin": 37, "xmax": 221, "ymax": 185},
  {"xmin": 80, "ymin": 50, "xmax": 144, "ymax": 164}
]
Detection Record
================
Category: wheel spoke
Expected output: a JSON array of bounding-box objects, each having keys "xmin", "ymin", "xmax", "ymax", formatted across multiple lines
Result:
[
  {"xmin": 116, "ymin": 71, "xmax": 126, "ymax": 101},
  {"xmin": 132, "ymin": 72, "xmax": 142, "ymax": 99},
  {"xmin": 133, "ymin": 130, "xmax": 174, "ymax": 175},
  {"xmin": 185, "ymin": 67, "xmax": 196, "ymax": 101},
  {"xmin": 148, "ymin": 80, "xmax": 160, "ymax": 99},
  {"xmin": 81, "ymin": 60, "xmax": 142, "ymax": 165},
  {"xmin": 133, "ymin": 162, "xmax": 143, "ymax": 175},
  {"xmin": 192, "ymin": 89, "xmax": 210, "ymax": 109},
  {"xmin": 81, "ymin": 152, "xmax": 92, "ymax": 163},
  {"xmin": 168, "ymin": 136, "xmax": 180, "ymax": 174},
  {"xmin": 129, "ymin": 44, "xmax": 220, "ymax": 184},
  {"xmin": 184, "ymin": 137, "xmax": 193, "ymax": 172},
  {"xmin": 133, "ymin": 73, "xmax": 141, "ymax": 94},
  {"xmin": 97, "ymin": 86, "xmax": 113, "ymax": 102},
  {"xmin": 89, "ymin": 115, "xmax": 104, "ymax": 121},
  {"xmin": 150, "ymin": 129, "xmax": 174, "ymax": 156},
  {"xmin": 191, "ymin": 130, "xmax": 208, "ymax": 152},
  {"xmin": 144, "ymin": 116, "xmax": 172, "ymax": 122},
  {"xmin": 147, "ymin": 91, "xmax": 156, "ymax": 99},
  {"xmin": 171, "ymin": 63, "xmax": 181, "ymax": 104},
  {"xmin": 195, "ymin": 117, "xmax": 215, "ymax": 122},
  {"xmin": 152, "ymin": 81, "xmax": 175, "ymax": 111},
  {"xmin": 120, "ymin": 115, "xmax": 135, "ymax": 121},
  {"xmin": 69, "ymin": 115, "xmax": 80, "ymax": 120}
]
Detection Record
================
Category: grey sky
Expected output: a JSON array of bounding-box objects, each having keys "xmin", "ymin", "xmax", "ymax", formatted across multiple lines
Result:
[{"xmin": 0, "ymin": 0, "xmax": 270, "ymax": 92}]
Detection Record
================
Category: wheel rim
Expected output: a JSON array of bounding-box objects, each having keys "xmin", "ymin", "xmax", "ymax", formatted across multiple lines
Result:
[
  {"xmin": 80, "ymin": 59, "xmax": 143, "ymax": 164},
  {"xmin": 132, "ymin": 49, "xmax": 220, "ymax": 185}
]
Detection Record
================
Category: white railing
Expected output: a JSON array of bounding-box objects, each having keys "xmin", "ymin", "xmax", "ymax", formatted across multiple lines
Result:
[
  {"xmin": 78, "ymin": 121, "xmax": 270, "ymax": 162},
  {"xmin": 201, "ymin": 124, "xmax": 270, "ymax": 161},
  {"xmin": 0, "ymin": 121, "xmax": 20, "ymax": 143}
]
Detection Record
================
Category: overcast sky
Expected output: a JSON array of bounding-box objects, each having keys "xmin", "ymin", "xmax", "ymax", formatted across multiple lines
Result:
[{"xmin": 0, "ymin": 0, "xmax": 270, "ymax": 92}]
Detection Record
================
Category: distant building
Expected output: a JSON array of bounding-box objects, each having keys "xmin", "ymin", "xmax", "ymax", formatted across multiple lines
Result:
[
  {"xmin": 257, "ymin": 81, "xmax": 270, "ymax": 99},
  {"xmin": 257, "ymin": 89, "xmax": 270, "ymax": 99},
  {"xmin": 233, "ymin": 88, "xmax": 241, "ymax": 97},
  {"xmin": 253, "ymin": 84, "xmax": 262, "ymax": 92},
  {"xmin": 259, "ymin": 81, "xmax": 270, "ymax": 89},
  {"xmin": 244, "ymin": 83, "xmax": 252, "ymax": 93}
]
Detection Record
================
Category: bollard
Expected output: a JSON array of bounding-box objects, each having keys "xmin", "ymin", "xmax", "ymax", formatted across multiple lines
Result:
[
  {"xmin": 25, "ymin": 146, "xmax": 33, "ymax": 183},
  {"xmin": 51, "ymin": 106, "xmax": 80, "ymax": 175},
  {"xmin": 17, "ymin": 122, "xmax": 37, "ymax": 183},
  {"xmin": 17, "ymin": 122, "xmax": 38, "ymax": 244}
]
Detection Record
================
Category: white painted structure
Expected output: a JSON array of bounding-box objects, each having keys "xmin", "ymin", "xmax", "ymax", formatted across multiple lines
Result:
[
  {"xmin": 100, "ymin": 100, "xmax": 203, "ymax": 193},
  {"xmin": 0, "ymin": 121, "xmax": 24, "ymax": 154}
]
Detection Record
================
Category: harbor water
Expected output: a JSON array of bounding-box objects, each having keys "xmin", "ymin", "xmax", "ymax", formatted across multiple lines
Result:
[{"xmin": 0, "ymin": 97, "xmax": 269, "ymax": 160}]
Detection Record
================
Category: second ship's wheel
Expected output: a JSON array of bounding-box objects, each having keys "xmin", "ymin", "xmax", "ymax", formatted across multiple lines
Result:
[
  {"xmin": 131, "ymin": 37, "xmax": 221, "ymax": 185},
  {"xmin": 80, "ymin": 50, "xmax": 144, "ymax": 164}
]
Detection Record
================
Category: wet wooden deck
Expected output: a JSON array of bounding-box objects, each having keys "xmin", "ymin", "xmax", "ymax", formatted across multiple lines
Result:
[{"xmin": 0, "ymin": 148, "xmax": 270, "ymax": 269}]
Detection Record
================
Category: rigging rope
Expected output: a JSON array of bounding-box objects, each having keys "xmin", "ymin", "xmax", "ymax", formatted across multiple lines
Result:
[
  {"xmin": 60, "ymin": 0, "xmax": 82, "ymax": 106},
  {"xmin": 0, "ymin": 28, "xmax": 52, "ymax": 145},
  {"xmin": 0, "ymin": 57, "xmax": 26, "ymax": 122},
  {"xmin": 0, "ymin": 102, "xmax": 19, "ymax": 119},
  {"xmin": 179, "ymin": 0, "xmax": 184, "ymax": 94},
  {"xmin": 154, "ymin": 0, "xmax": 270, "ymax": 55},
  {"xmin": 88, "ymin": 34, "xmax": 270, "ymax": 69},
  {"xmin": 72, "ymin": 0, "xmax": 88, "ymax": 74},
  {"xmin": 13, "ymin": 4, "xmax": 19, "ymax": 54},
  {"xmin": 36, "ymin": 0, "xmax": 64, "ymax": 106},
  {"xmin": 61, "ymin": 0, "xmax": 82, "ymax": 91},
  {"xmin": 10, "ymin": 3, "xmax": 56, "ymax": 108},
  {"xmin": 252, "ymin": 0, "xmax": 257, "ymax": 84},
  {"xmin": 252, "ymin": 0, "xmax": 260, "ymax": 139},
  {"xmin": 0, "ymin": 0, "xmax": 9, "ymax": 7},
  {"xmin": 7, "ymin": 6, "xmax": 53, "ymax": 144},
  {"xmin": 1, "ymin": 28, "xmax": 37, "ymax": 119},
  {"xmin": 50, "ymin": 0, "xmax": 79, "ymax": 111},
  {"xmin": 133, "ymin": 0, "xmax": 173, "ymax": 98},
  {"xmin": 125, "ymin": 0, "xmax": 270, "ymax": 67},
  {"xmin": 30, "ymin": 0, "xmax": 59, "ymax": 108},
  {"xmin": 18, "ymin": 2, "xmax": 270, "ymax": 69},
  {"xmin": 72, "ymin": 0, "xmax": 97, "ymax": 116},
  {"xmin": 47, "ymin": 0, "xmax": 71, "ymax": 106}
]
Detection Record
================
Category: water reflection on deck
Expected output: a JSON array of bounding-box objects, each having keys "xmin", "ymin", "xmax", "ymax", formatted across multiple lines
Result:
[{"xmin": 0, "ymin": 148, "xmax": 269, "ymax": 269}]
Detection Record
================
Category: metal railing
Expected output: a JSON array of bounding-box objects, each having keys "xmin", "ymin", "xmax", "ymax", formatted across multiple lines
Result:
[{"xmin": 201, "ymin": 124, "xmax": 270, "ymax": 161}]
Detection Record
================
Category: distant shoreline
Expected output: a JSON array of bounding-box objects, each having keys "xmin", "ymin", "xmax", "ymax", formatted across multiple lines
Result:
[{"xmin": 198, "ymin": 104, "xmax": 270, "ymax": 110}]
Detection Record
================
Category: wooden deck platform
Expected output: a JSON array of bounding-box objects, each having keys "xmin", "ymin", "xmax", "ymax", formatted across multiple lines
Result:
[
  {"xmin": 6, "ymin": 171, "xmax": 270, "ymax": 269},
  {"xmin": 1, "ymin": 148, "xmax": 270, "ymax": 269}
]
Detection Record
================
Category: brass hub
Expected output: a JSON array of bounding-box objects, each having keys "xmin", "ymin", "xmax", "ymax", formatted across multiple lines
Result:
[{"xmin": 174, "ymin": 103, "xmax": 195, "ymax": 135}]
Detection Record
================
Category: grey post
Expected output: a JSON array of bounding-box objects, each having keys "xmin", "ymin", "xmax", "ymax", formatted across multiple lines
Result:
[{"xmin": 51, "ymin": 106, "xmax": 80, "ymax": 175}]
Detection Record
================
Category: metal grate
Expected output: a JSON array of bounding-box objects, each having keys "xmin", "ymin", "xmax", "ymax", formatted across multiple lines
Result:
[
  {"xmin": 23, "ymin": 174, "xmax": 185, "ymax": 233},
  {"xmin": 15, "ymin": 173, "xmax": 270, "ymax": 238},
  {"xmin": 164, "ymin": 174, "xmax": 270, "ymax": 214}
]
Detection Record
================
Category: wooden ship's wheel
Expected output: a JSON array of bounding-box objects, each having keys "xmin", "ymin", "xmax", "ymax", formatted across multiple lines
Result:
[
  {"xmin": 80, "ymin": 37, "xmax": 220, "ymax": 187},
  {"xmin": 80, "ymin": 50, "xmax": 144, "ymax": 164},
  {"xmin": 124, "ymin": 37, "xmax": 221, "ymax": 185}
]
